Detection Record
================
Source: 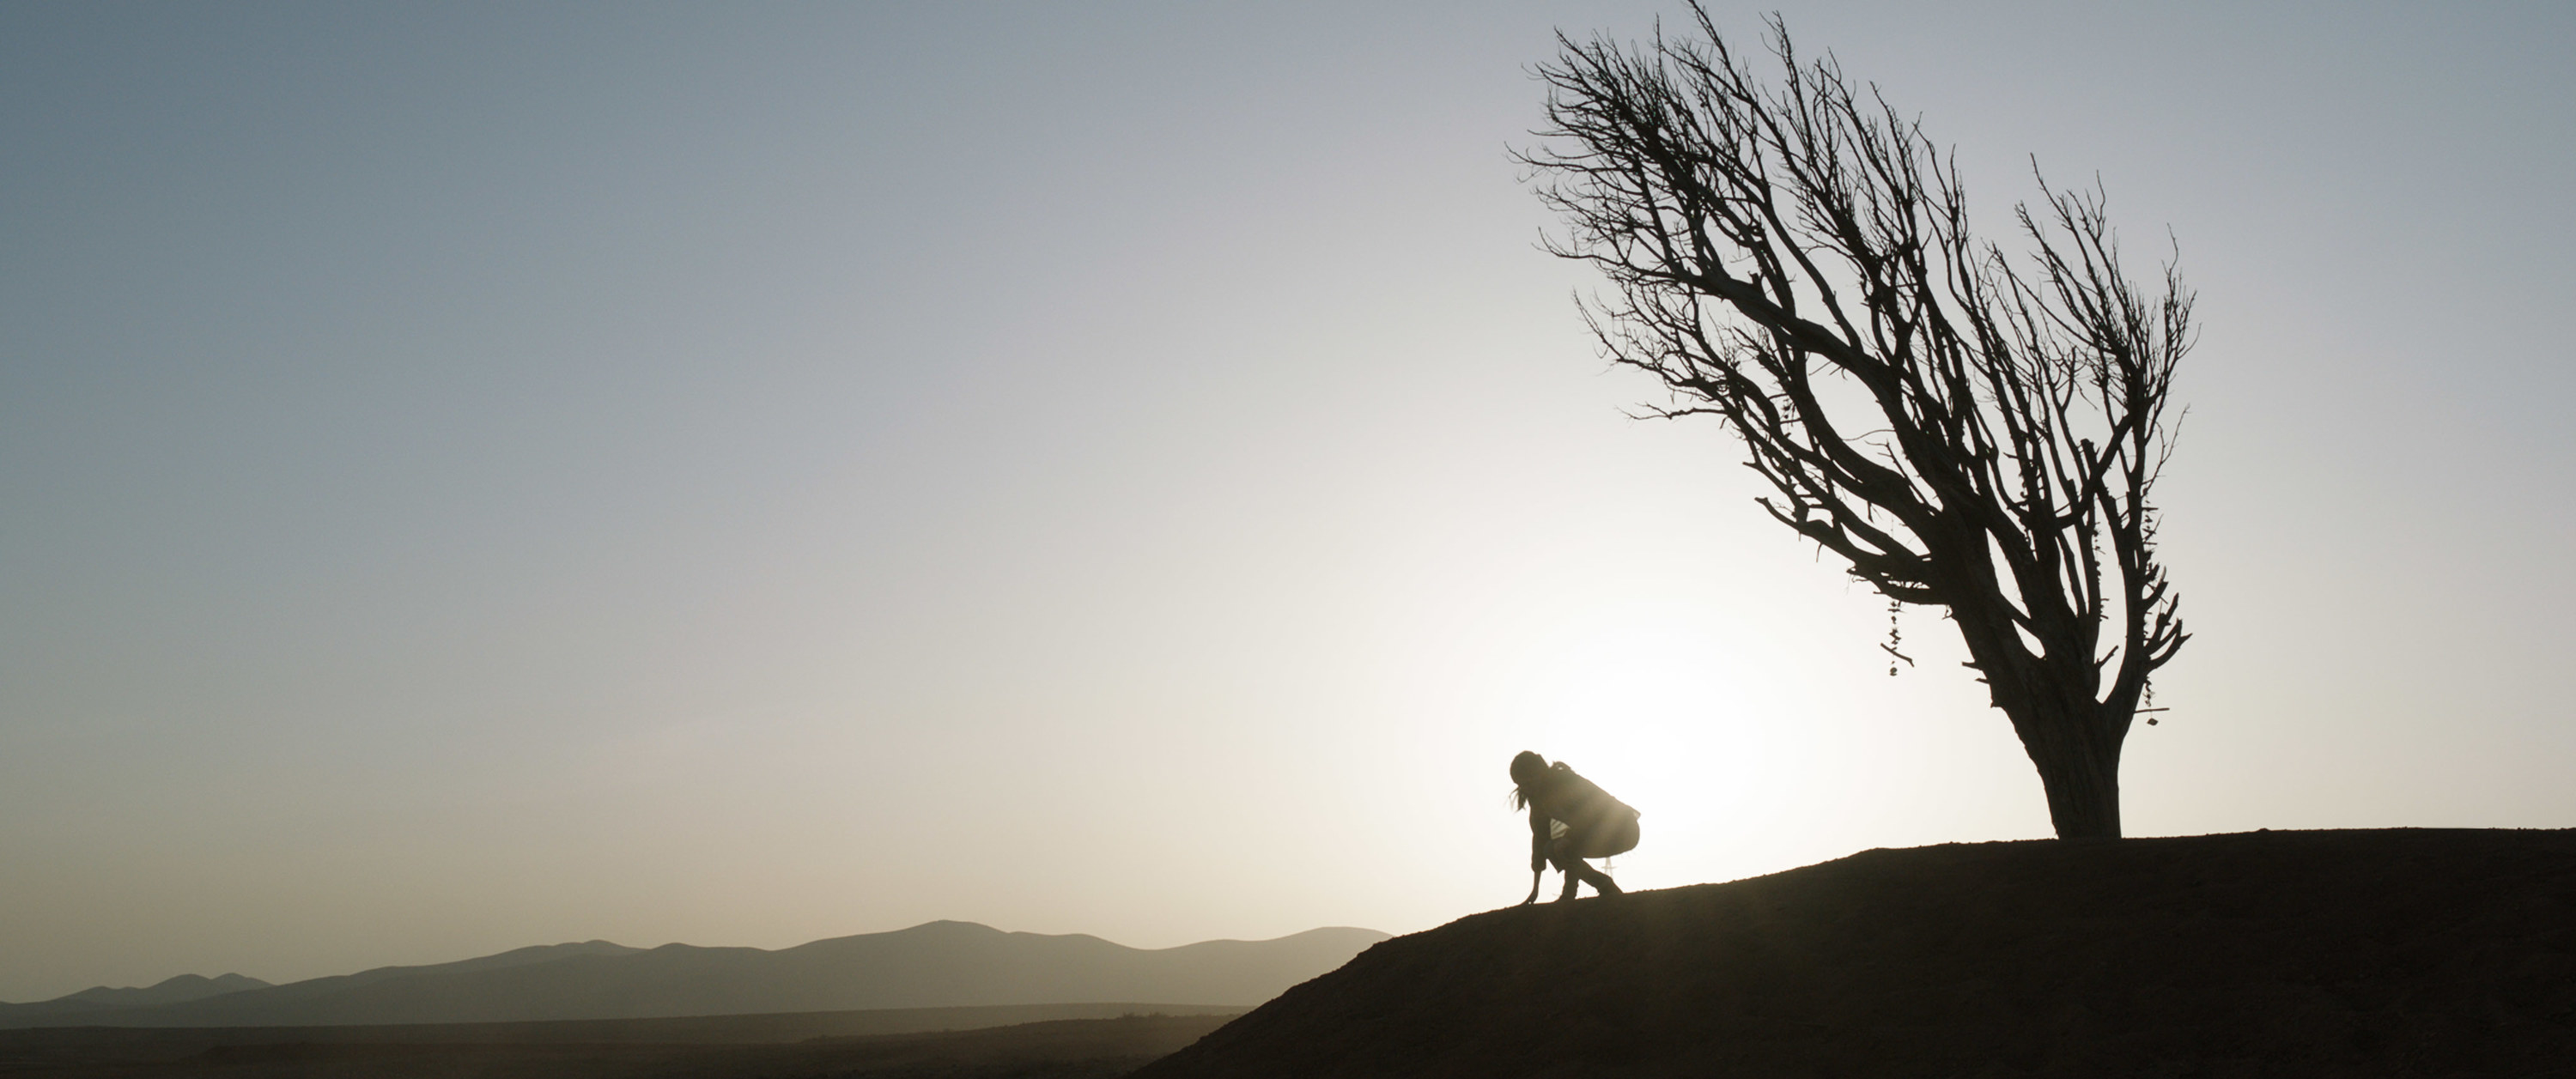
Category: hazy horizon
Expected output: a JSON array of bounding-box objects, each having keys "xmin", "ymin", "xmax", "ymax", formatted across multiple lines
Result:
[
  {"xmin": 5, "ymin": 2, "xmax": 2570, "ymax": 1003},
  {"xmin": 15, "ymin": 919, "xmax": 1393, "ymax": 1003}
]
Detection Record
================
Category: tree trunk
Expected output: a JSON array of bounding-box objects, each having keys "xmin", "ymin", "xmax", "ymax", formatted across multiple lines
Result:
[
  {"xmin": 2021, "ymin": 718, "xmax": 2124, "ymax": 840},
  {"xmin": 1936, "ymin": 538, "xmax": 2133, "ymax": 840},
  {"xmin": 1947, "ymin": 573, "xmax": 2129, "ymax": 840}
]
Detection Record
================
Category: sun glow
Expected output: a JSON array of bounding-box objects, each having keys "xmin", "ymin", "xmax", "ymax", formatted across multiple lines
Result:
[{"xmin": 1483, "ymin": 600, "xmax": 1827, "ymax": 880}]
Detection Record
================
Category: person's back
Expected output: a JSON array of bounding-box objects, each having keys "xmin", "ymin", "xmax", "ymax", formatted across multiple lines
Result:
[{"xmin": 1528, "ymin": 762, "xmax": 1633, "ymax": 839}]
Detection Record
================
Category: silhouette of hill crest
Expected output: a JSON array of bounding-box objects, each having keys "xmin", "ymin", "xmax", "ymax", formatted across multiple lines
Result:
[{"xmin": 1139, "ymin": 829, "xmax": 2576, "ymax": 1077}]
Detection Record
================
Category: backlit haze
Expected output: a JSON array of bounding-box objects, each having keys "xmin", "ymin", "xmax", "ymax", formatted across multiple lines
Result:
[{"xmin": 4, "ymin": 3, "xmax": 2570, "ymax": 1003}]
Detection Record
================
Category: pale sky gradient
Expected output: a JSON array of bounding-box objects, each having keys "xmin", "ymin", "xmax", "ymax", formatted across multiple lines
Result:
[{"xmin": 4, "ymin": 2, "xmax": 2570, "ymax": 1003}]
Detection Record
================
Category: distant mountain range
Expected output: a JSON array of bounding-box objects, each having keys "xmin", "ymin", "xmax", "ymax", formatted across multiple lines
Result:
[
  {"xmin": 1, "ymin": 973, "xmax": 276, "ymax": 1024},
  {"xmin": 0, "ymin": 922, "xmax": 1388, "ymax": 1029}
]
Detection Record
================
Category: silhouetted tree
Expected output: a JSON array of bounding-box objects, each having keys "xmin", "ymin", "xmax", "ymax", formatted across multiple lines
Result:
[{"xmin": 1523, "ymin": 7, "xmax": 2190, "ymax": 839}]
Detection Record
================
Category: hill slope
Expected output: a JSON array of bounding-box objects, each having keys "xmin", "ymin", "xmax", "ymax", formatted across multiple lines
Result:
[
  {"xmin": 1139, "ymin": 829, "xmax": 2576, "ymax": 1077},
  {"xmin": 3, "ymin": 924, "xmax": 1385, "ymax": 1029}
]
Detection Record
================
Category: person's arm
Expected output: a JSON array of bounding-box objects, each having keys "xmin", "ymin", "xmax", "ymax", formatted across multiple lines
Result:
[{"xmin": 1519, "ymin": 802, "xmax": 1548, "ymax": 906}]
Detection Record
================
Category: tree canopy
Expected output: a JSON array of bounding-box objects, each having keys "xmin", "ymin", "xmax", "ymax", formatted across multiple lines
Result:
[{"xmin": 1524, "ymin": 7, "xmax": 2191, "ymax": 838}]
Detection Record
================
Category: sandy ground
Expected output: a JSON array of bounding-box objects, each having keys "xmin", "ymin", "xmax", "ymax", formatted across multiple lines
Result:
[{"xmin": 1138, "ymin": 828, "xmax": 2576, "ymax": 1078}]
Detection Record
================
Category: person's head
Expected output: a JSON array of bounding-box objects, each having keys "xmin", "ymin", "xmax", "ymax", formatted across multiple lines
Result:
[
  {"xmin": 1509, "ymin": 750, "xmax": 1549, "ymax": 809},
  {"xmin": 1510, "ymin": 750, "xmax": 1548, "ymax": 788}
]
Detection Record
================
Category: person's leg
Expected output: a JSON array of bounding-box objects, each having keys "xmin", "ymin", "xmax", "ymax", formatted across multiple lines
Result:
[
  {"xmin": 1550, "ymin": 834, "xmax": 1623, "ymax": 899},
  {"xmin": 1574, "ymin": 861, "xmax": 1621, "ymax": 896},
  {"xmin": 1552, "ymin": 815, "xmax": 1635, "ymax": 899},
  {"xmin": 1547, "ymin": 842, "xmax": 1583, "ymax": 901},
  {"xmin": 1535, "ymin": 860, "xmax": 1618, "ymax": 901},
  {"xmin": 1547, "ymin": 846, "xmax": 1622, "ymax": 899}
]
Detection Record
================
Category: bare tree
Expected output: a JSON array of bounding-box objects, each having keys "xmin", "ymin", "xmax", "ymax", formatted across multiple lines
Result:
[{"xmin": 1522, "ymin": 7, "xmax": 2190, "ymax": 839}]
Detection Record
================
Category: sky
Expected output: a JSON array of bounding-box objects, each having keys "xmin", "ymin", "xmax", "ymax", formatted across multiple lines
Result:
[{"xmin": 3, "ymin": 2, "xmax": 2570, "ymax": 1003}]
